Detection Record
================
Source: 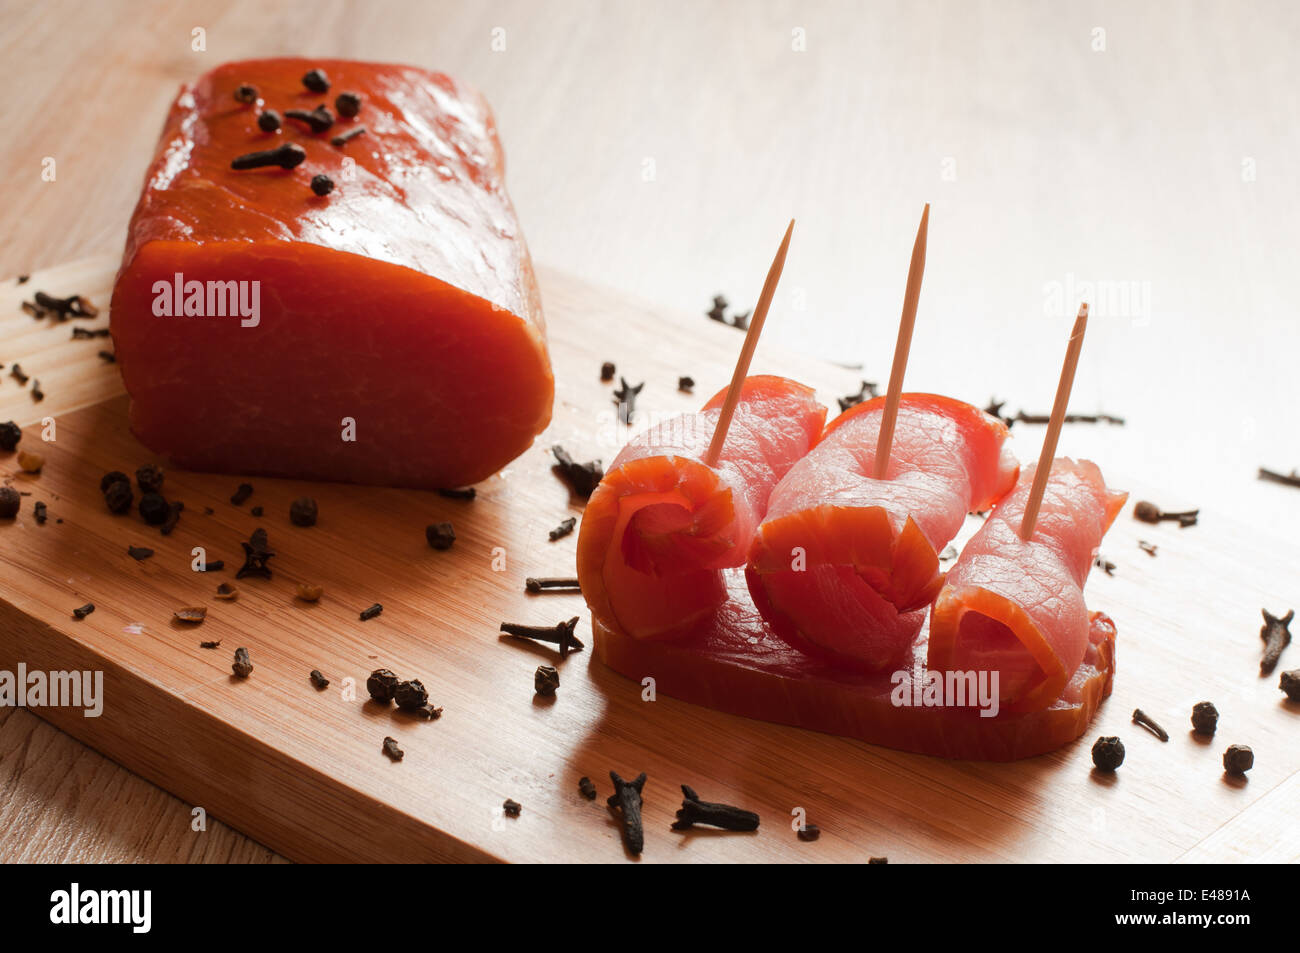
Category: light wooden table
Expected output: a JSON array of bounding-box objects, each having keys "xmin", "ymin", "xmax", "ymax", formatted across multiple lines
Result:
[{"xmin": 1, "ymin": 0, "xmax": 1296, "ymax": 862}]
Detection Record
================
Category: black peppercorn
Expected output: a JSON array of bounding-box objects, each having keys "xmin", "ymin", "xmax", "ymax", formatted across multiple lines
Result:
[
  {"xmin": 1091, "ymin": 735, "xmax": 1125, "ymax": 771},
  {"xmin": 104, "ymin": 480, "xmax": 134, "ymax": 514},
  {"xmin": 257, "ymin": 109, "xmax": 282, "ymax": 132},
  {"xmin": 1222, "ymin": 744, "xmax": 1253, "ymax": 775},
  {"xmin": 366, "ymin": 669, "xmax": 399, "ymax": 703},
  {"xmin": 0, "ymin": 420, "xmax": 20, "ymax": 452},
  {"xmin": 135, "ymin": 463, "xmax": 164, "ymax": 494},
  {"xmin": 1191, "ymin": 701, "xmax": 1218, "ymax": 735},
  {"xmin": 335, "ymin": 91, "xmax": 361, "ymax": 117},
  {"xmin": 289, "ymin": 496, "xmax": 318, "ymax": 526},
  {"xmin": 139, "ymin": 492, "xmax": 169, "ymax": 525},
  {"xmin": 310, "ymin": 174, "xmax": 334, "ymax": 196},
  {"xmin": 0, "ymin": 487, "xmax": 19, "ymax": 519},
  {"xmin": 100, "ymin": 470, "xmax": 130, "ymax": 492},
  {"xmin": 394, "ymin": 679, "xmax": 429, "ymax": 711},
  {"xmin": 302, "ymin": 68, "xmax": 330, "ymax": 92}
]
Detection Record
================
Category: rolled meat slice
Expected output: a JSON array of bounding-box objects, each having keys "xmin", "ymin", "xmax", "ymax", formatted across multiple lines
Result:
[
  {"xmin": 576, "ymin": 376, "xmax": 826, "ymax": 641},
  {"xmin": 927, "ymin": 458, "xmax": 1127, "ymax": 712},
  {"xmin": 748, "ymin": 394, "xmax": 1018, "ymax": 669}
]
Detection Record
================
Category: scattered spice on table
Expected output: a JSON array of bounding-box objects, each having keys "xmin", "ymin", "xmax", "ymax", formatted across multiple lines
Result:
[
  {"xmin": 101, "ymin": 470, "xmax": 129, "ymax": 491},
  {"xmin": 607, "ymin": 771, "xmax": 647, "ymax": 856},
  {"xmin": 868, "ymin": 856, "xmax": 889, "ymax": 864},
  {"xmin": 503, "ymin": 798, "xmax": 522, "ymax": 818},
  {"xmin": 1279, "ymin": 670, "xmax": 1300, "ymax": 702},
  {"xmin": 17, "ymin": 449, "xmax": 44, "ymax": 472},
  {"xmin": 1222, "ymin": 744, "xmax": 1253, "ymax": 775},
  {"xmin": 330, "ymin": 125, "xmax": 366, "ymax": 147},
  {"xmin": 33, "ymin": 500, "xmax": 47, "ymax": 524},
  {"xmin": 135, "ymin": 464, "xmax": 164, "ymax": 494},
  {"xmin": 613, "ymin": 377, "xmax": 644, "ymax": 425},
  {"xmin": 1257, "ymin": 466, "xmax": 1300, "ymax": 489},
  {"xmin": 173, "ymin": 607, "xmax": 207, "ymax": 624},
  {"xmin": 671, "ymin": 785, "xmax": 759, "ymax": 832},
  {"xmin": 425, "ymin": 522, "xmax": 455, "ymax": 550},
  {"xmin": 230, "ymin": 142, "xmax": 306, "ymax": 170},
  {"xmin": 359, "ymin": 603, "xmax": 383, "ymax": 621},
  {"xmin": 730, "ymin": 309, "xmax": 751, "ymax": 330},
  {"xmin": 0, "ymin": 488, "xmax": 20, "ymax": 519},
  {"xmin": 706, "ymin": 294, "xmax": 728, "ymax": 323},
  {"xmin": 138, "ymin": 492, "xmax": 168, "ymax": 525},
  {"xmin": 797, "ymin": 824, "xmax": 821, "ymax": 842},
  {"xmin": 600, "ymin": 361, "xmax": 616, "ymax": 382},
  {"xmin": 678, "ymin": 375, "xmax": 694, "ymax": 393},
  {"xmin": 1093, "ymin": 555, "xmax": 1115, "ymax": 576},
  {"xmin": 97, "ymin": 350, "xmax": 116, "ymax": 363},
  {"xmin": 199, "ymin": 560, "xmax": 225, "ymax": 573},
  {"xmin": 232, "ymin": 647, "xmax": 254, "ymax": 678},
  {"xmin": 127, "ymin": 545, "xmax": 154, "ymax": 561},
  {"xmin": 160, "ymin": 501, "xmax": 183, "ymax": 536},
  {"xmin": 295, "ymin": 583, "xmax": 323, "ymax": 602},
  {"xmin": 983, "ymin": 397, "xmax": 1014, "ymax": 427},
  {"xmin": 394, "ymin": 679, "xmax": 429, "ymax": 711},
  {"xmin": 366, "ymin": 669, "xmax": 399, "ymax": 703},
  {"xmin": 310, "ymin": 670, "xmax": 330, "ymax": 690},
  {"xmin": 302, "ymin": 67, "xmax": 330, "ymax": 92},
  {"xmin": 838, "ymin": 380, "xmax": 879, "ymax": 412},
  {"xmin": 551, "ymin": 445, "xmax": 603, "ymax": 498},
  {"xmin": 10, "ymin": 364, "xmax": 28, "ymax": 385},
  {"xmin": 1015, "ymin": 410, "xmax": 1124, "ymax": 426},
  {"xmin": 234, "ymin": 83, "xmax": 257, "ymax": 104},
  {"xmin": 310, "ymin": 174, "xmax": 335, "ymax": 196},
  {"xmin": 500, "ymin": 617, "xmax": 584, "ymax": 658},
  {"xmin": 235, "ymin": 527, "xmax": 274, "ymax": 579},
  {"xmin": 548, "ymin": 516, "xmax": 576, "ymax": 542},
  {"xmin": 16, "ymin": 274, "xmax": 28, "ymax": 284},
  {"xmin": 230, "ymin": 482, "xmax": 254, "ymax": 505},
  {"xmin": 72, "ymin": 603, "xmax": 94, "ymax": 621},
  {"xmin": 104, "ymin": 480, "xmax": 133, "ymax": 514},
  {"xmin": 578, "ymin": 776, "xmax": 598, "ymax": 800},
  {"xmin": 1259, "ymin": 608, "xmax": 1293, "ymax": 675},
  {"xmin": 289, "ymin": 496, "xmax": 318, "ymax": 526},
  {"xmin": 28, "ymin": 291, "xmax": 98, "ymax": 320},
  {"xmin": 1191, "ymin": 701, "xmax": 1219, "ymax": 735},
  {"xmin": 437, "ymin": 487, "xmax": 476, "ymax": 501},
  {"xmin": 257, "ymin": 109, "xmax": 281, "ymax": 132},
  {"xmin": 250, "ymin": 505, "xmax": 263, "ymax": 517},
  {"xmin": 1132, "ymin": 708, "xmax": 1168, "ymax": 741},
  {"xmin": 416, "ymin": 703, "xmax": 443, "ymax": 720},
  {"xmin": 200, "ymin": 639, "xmax": 221, "ymax": 649},
  {"xmin": 525, "ymin": 576, "xmax": 581, "ymax": 593},
  {"xmin": 29, "ymin": 380, "xmax": 43, "ymax": 402},
  {"xmin": 534, "ymin": 665, "xmax": 560, "ymax": 697},
  {"xmin": 1133, "ymin": 500, "xmax": 1198, "ymax": 528},
  {"xmin": 285, "ymin": 106, "xmax": 334, "ymax": 134},
  {"xmin": 335, "ymin": 91, "xmax": 362, "ymax": 117},
  {"xmin": 1138, "ymin": 540, "xmax": 1158, "ymax": 556},
  {"xmin": 1091, "ymin": 735, "xmax": 1125, "ymax": 771},
  {"xmin": 0, "ymin": 421, "xmax": 20, "ymax": 452},
  {"xmin": 214, "ymin": 583, "xmax": 238, "ymax": 601},
  {"xmin": 381, "ymin": 736, "xmax": 403, "ymax": 762}
]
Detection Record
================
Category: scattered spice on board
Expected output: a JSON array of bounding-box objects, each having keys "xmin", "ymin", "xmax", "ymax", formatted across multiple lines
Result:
[
  {"xmin": 1259, "ymin": 608, "xmax": 1293, "ymax": 675},
  {"xmin": 578, "ymin": 776, "xmax": 598, "ymax": 800},
  {"xmin": 1132, "ymin": 708, "xmax": 1169, "ymax": 741},
  {"xmin": 425, "ymin": 521, "xmax": 455, "ymax": 550},
  {"xmin": 678, "ymin": 375, "xmax": 694, "ymax": 393},
  {"xmin": 0, "ymin": 488, "xmax": 21, "ymax": 519},
  {"xmin": 705, "ymin": 294, "xmax": 728, "ymax": 322},
  {"xmin": 1279, "ymin": 670, "xmax": 1300, "ymax": 702},
  {"xmin": 199, "ymin": 560, "xmax": 225, "ymax": 573},
  {"xmin": 335, "ymin": 91, "xmax": 362, "ymax": 117},
  {"xmin": 1091, "ymin": 736, "xmax": 1125, "ymax": 771},
  {"xmin": 289, "ymin": 496, "xmax": 318, "ymax": 526},
  {"xmin": 607, "ymin": 771, "xmax": 647, "ymax": 856},
  {"xmin": 839, "ymin": 380, "xmax": 880, "ymax": 413},
  {"xmin": 366, "ymin": 669, "xmax": 399, "ymax": 703},
  {"xmin": 98, "ymin": 350, "xmax": 116, "ymax": 363},
  {"xmin": 160, "ymin": 501, "xmax": 183, "ymax": 536},
  {"xmin": 295, "ymin": 583, "xmax": 323, "ymax": 602},
  {"xmin": 1133, "ymin": 500, "xmax": 1198, "ymax": 528},
  {"xmin": 138, "ymin": 492, "xmax": 169, "ymax": 525},
  {"xmin": 1191, "ymin": 701, "xmax": 1219, "ymax": 735},
  {"xmin": 548, "ymin": 517, "xmax": 576, "ymax": 542},
  {"xmin": 1257, "ymin": 466, "xmax": 1300, "ymax": 489},
  {"xmin": 525, "ymin": 576, "xmax": 581, "ymax": 593},
  {"xmin": 1015, "ymin": 410, "xmax": 1124, "ymax": 426},
  {"xmin": 310, "ymin": 670, "xmax": 330, "ymax": 690},
  {"xmin": 868, "ymin": 857, "xmax": 889, "ymax": 864},
  {"xmin": 200, "ymin": 640, "xmax": 221, "ymax": 649},
  {"xmin": 1093, "ymin": 556, "xmax": 1116, "ymax": 576},
  {"xmin": 230, "ymin": 142, "xmax": 306, "ymax": 170},
  {"xmin": 310, "ymin": 174, "xmax": 335, "ymax": 196},
  {"xmin": 257, "ymin": 109, "xmax": 282, "ymax": 132},
  {"xmin": 29, "ymin": 380, "xmax": 43, "ymax": 402},
  {"xmin": 671, "ymin": 785, "xmax": 759, "ymax": 832},
  {"xmin": 730, "ymin": 309, "xmax": 751, "ymax": 330},
  {"xmin": 1138, "ymin": 540, "xmax": 1158, "ymax": 556},
  {"xmin": 1222, "ymin": 744, "xmax": 1253, "ymax": 775},
  {"xmin": 600, "ymin": 361, "xmax": 616, "ymax": 382},
  {"xmin": 230, "ymin": 482, "xmax": 254, "ymax": 505},
  {"xmin": 285, "ymin": 106, "xmax": 334, "ymax": 134},
  {"xmin": 797, "ymin": 824, "xmax": 821, "ymax": 842},
  {"xmin": 503, "ymin": 799, "xmax": 522, "ymax": 818},
  {"xmin": 30, "ymin": 291, "xmax": 97, "ymax": 320},
  {"xmin": 437, "ymin": 487, "xmax": 476, "ymax": 501},
  {"xmin": 330, "ymin": 125, "xmax": 366, "ymax": 147},
  {"xmin": 235, "ymin": 527, "xmax": 274, "ymax": 579},
  {"xmin": 234, "ymin": 83, "xmax": 257, "ymax": 104},
  {"xmin": 250, "ymin": 505, "xmax": 263, "ymax": 518},
  {"xmin": 71, "ymin": 327, "xmax": 112, "ymax": 339},
  {"xmin": 359, "ymin": 603, "xmax": 383, "ymax": 621},
  {"xmin": 214, "ymin": 583, "xmax": 238, "ymax": 601},
  {"xmin": 500, "ymin": 617, "xmax": 584, "ymax": 658},
  {"xmin": 613, "ymin": 377, "xmax": 644, "ymax": 425},
  {"xmin": 17, "ymin": 274, "xmax": 28, "ymax": 284},
  {"xmin": 127, "ymin": 545, "xmax": 154, "ymax": 561},
  {"xmin": 394, "ymin": 679, "xmax": 429, "ymax": 711},
  {"xmin": 10, "ymin": 364, "xmax": 28, "ymax": 385},
  {"xmin": 33, "ymin": 501, "xmax": 48, "ymax": 524},
  {"xmin": 381, "ymin": 736, "xmax": 404, "ymax": 762},
  {"xmin": 0, "ymin": 421, "xmax": 20, "ymax": 452},
  {"xmin": 173, "ymin": 607, "xmax": 207, "ymax": 624},
  {"xmin": 302, "ymin": 68, "xmax": 330, "ymax": 92},
  {"xmin": 72, "ymin": 603, "xmax": 95, "ymax": 621},
  {"xmin": 135, "ymin": 464, "xmax": 164, "ymax": 493},
  {"xmin": 534, "ymin": 665, "xmax": 560, "ymax": 697},
  {"xmin": 17, "ymin": 449, "xmax": 43, "ymax": 472},
  {"xmin": 983, "ymin": 398, "xmax": 1014, "ymax": 427},
  {"xmin": 551, "ymin": 445, "xmax": 603, "ymax": 498},
  {"xmin": 101, "ymin": 470, "xmax": 129, "ymax": 491},
  {"xmin": 104, "ymin": 480, "xmax": 133, "ymax": 514},
  {"xmin": 416, "ymin": 703, "xmax": 443, "ymax": 720},
  {"xmin": 232, "ymin": 647, "xmax": 253, "ymax": 678}
]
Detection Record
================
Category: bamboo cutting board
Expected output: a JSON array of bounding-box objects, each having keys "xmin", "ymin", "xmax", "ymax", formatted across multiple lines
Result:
[{"xmin": 1, "ymin": 257, "xmax": 1297, "ymax": 863}]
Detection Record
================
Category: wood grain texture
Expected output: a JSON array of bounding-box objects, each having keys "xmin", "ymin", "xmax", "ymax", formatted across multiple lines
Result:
[{"xmin": 2, "ymin": 256, "xmax": 1298, "ymax": 863}]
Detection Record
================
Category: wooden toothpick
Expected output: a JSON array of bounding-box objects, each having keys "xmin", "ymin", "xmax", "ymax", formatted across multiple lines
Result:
[
  {"xmin": 872, "ymin": 203, "xmax": 930, "ymax": 479},
  {"xmin": 702, "ymin": 219, "xmax": 795, "ymax": 467},
  {"xmin": 1019, "ymin": 303, "xmax": 1089, "ymax": 541}
]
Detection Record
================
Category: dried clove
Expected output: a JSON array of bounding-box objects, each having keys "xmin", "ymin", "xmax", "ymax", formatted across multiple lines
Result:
[
  {"xmin": 1094, "ymin": 555, "xmax": 1116, "ymax": 576},
  {"xmin": 671, "ymin": 785, "xmax": 759, "ymax": 832},
  {"xmin": 600, "ymin": 361, "xmax": 616, "ymax": 381},
  {"xmin": 330, "ymin": 125, "xmax": 366, "ymax": 147},
  {"xmin": 607, "ymin": 771, "xmax": 647, "ymax": 855},
  {"xmin": 235, "ymin": 527, "xmax": 274, "ymax": 579},
  {"xmin": 548, "ymin": 517, "xmax": 576, "ymax": 542},
  {"xmin": 33, "ymin": 501, "xmax": 47, "ymax": 524},
  {"xmin": 797, "ymin": 824, "xmax": 821, "ymax": 842},
  {"xmin": 705, "ymin": 294, "xmax": 728, "ymax": 323},
  {"xmin": 335, "ymin": 91, "xmax": 362, "ymax": 117},
  {"xmin": 1222, "ymin": 744, "xmax": 1253, "ymax": 775},
  {"xmin": 394, "ymin": 679, "xmax": 429, "ymax": 711},
  {"xmin": 230, "ymin": 482, "xmax": 254, "ymax": 505},
  {"xmin": 359, "ymin": 603, "xmax": 383, "ymax": 621},
  {"xmin": 0, "ymin": 488, "xmax": 18, "ymax": 519},
  {"xmin": 284, "ymin": 106, "xmax": 334, "ymax": 134},
  {"xmin": 1015, "ymin": 410, "xmax": 1124, "ymax": 426},
  {"xmin": 500, "ymin": 617, "xmax": 584, "ymax": 658},
  {"xmin": 72, "ymin": 603, "xmax": 95, "ymax": 620},
  {"xmin": 366, "ymin": 670, "xmax": 400, "ymax": 703},
  {"xmin": 1138, "ymin": 540, "xmax": 1158, "ymax": 556},
  {"xmin": 551, "ymin": 445, "xmax": 603, "ymax": 498},
  {"xmin": 525, "ymin": 577, "xmax": 581, "ymax": 593},
  {"xmin": 232, "ymin": 647, "xmax": 253, "ymax": 678},
  {"xmin": 200, "ymin": 639, "xmax": 221, "ymax": 649},
  {"xmin": 1279, "ymin": 670, "xmax": 1300, "ymax": 702},
  {"xmin": 425, "ymin": 522, "xmax": 455, "ymax": 550},
  {"xmin": 382, "ymin": 736, "xmax": 404, "ymax": 762},
  {"xmin": 302, "ymin": 68, "xmax": 330, "ymax": 92},
  {"xmin": 503, "ymin": 798, "xmax": 522, "ymax": 818},
  {"xmin": 1191, "ymin": 701, "xmax": 1218, "ymax": 735},
  {"xmin": 138, "ymin": 492, "xmax": 169, "ymax": 525},
  {"xmin": 310, "ymin": 669, "xmax": 330, "ymax": 690},
  {"xmin": 1091, "ymin": 735, "xmax": 1125, "ymax": 771},
  {"xmin": 127, "ymin": 545, "xmax": 154, "ymax": 561},
  {"xmin": 0, "ymin": 420, "xmax": 20, "ymax": 451},
  {"xmin": 289, "ymin": 496, "xmax": 318, "ymax": 527},
  {"xmin": 438, "ymin": 487, "xmax": 476, "ymax": 501},
  {"xmin": 613, "ymin": 377, "xmax": 644, "ymax": 425},
  {"xmin": 230, "ymin": 142, "xmax": 306, "ymax": 170},
  {"xmin": 257, "ymin": 109, "xmax": 281, "ymax": 132},
  {"xmin": 534, "ymin": 665, "xmax": 560, "ymax": 696},
  {"xmin": 104, "ymin": 480, "xmax": 133, "ymax": 514},
  {"xmin": 1256, "ymin": 467, "xmax": 1300, "ymax": 489},
  {"xmin": 1132, "ymin": 708, "xmax": 1169, "ymax": 741},
  {"xmin": 678, "ymin": 375, "xmax": 694, "ymax": 393},
  {"xmin": 578, "ymin": 776, "xmax": 598, "ymax": 800},
  {"xmin": 310, "ymin": 174, "xmax": 334, "ymax": 196},
  {"xmin": 1133, "ymin": 500, "xmax": 1198, "ymax": 528},
  {"xmin": 1259, "ymin": 608, "xmax": 1293, "ymax": 675}
]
